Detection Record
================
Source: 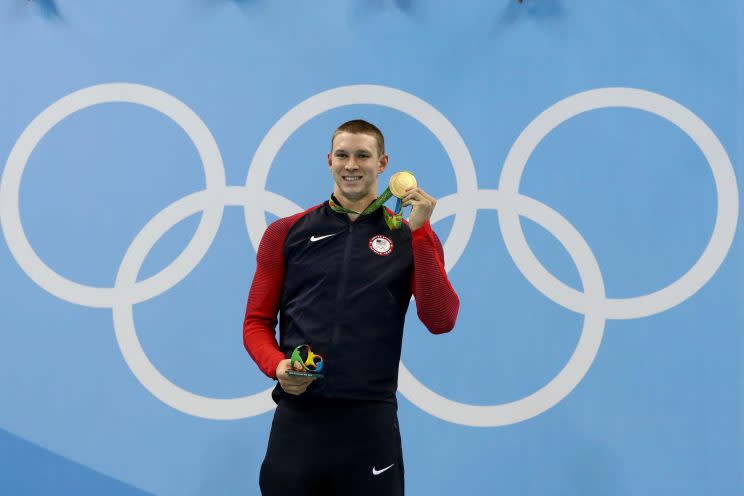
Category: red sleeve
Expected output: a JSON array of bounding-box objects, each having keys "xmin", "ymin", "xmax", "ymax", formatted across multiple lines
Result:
[
  {"xmin": 243, "ymin": 207, "xmax": 320, "ymax": 379},
  {"xmin": 410, "ymin": 220, "xmax": 460, "ymax": 333}
]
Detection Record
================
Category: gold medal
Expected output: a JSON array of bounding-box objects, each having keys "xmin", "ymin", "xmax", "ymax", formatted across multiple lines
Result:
[{"xmin": 389, "ymin": 171, "xmax": 417, "ymax": 198}]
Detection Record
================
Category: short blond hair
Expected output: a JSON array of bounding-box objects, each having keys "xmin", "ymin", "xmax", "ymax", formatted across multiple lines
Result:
[{"xmin": 331, "ymin": 120, "xmax": 385, "ymax": 156}]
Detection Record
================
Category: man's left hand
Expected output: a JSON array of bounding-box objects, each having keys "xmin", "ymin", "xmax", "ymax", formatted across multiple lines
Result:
[{"xmin": 401, "ymin": 187, "xmax": 437, "ymax": 232}]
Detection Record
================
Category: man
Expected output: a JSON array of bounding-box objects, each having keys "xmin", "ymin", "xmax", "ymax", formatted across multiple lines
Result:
[{"xmin": 243, "ymin": 119, "xmax": 459, "ymax": 495}]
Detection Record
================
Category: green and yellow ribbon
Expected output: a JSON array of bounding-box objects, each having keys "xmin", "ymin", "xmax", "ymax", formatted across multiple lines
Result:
[{"xmin": 328, "ymin": 171, "xmax": 416, "ymax": 230}]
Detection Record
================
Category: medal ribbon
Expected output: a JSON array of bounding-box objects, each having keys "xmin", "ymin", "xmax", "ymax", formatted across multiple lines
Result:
[{"xmin": 328, "ymin": 188, "xmax": 404, "ymax": 229}]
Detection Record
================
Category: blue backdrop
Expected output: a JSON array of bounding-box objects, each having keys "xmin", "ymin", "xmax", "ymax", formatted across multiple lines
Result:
[{"xmin": 0, "ymin": 1, "xmax": 741, "ymax": 494}]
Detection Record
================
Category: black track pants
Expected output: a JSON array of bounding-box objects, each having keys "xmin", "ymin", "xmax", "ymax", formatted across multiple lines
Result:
[{"xmin": 259, "ymin": 397, "xmax": 404, "ymax": 495}]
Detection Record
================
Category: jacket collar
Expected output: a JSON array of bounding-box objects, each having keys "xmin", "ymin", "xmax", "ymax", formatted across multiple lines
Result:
[{"xmin": 328, "ymin": 194, "xmax": 384, "ymax": 223}]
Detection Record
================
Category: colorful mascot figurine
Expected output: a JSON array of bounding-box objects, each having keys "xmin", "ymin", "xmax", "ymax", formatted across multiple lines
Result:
[{"xmin": 286, "ymin": 344, "xmax": 325, "ymax": 379}]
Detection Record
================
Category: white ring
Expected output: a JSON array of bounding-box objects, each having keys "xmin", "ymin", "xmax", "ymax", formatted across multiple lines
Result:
[
  {"xmin": 498, "ymin": 87, "xmax": 738, "ymax": 319},
  {"xmin": 113, "ymin": 186, "xmax": 302, "ymax": 419},
  {"xmin": 400, "ymin": 189, "xmax": 607, "ymax": 427},
  {"xmin": 244, "ymin": 85, "xmax": 479, "ymax": 271},
  {"xmin": 0, "ymin": 83, "xmax": 226, "ymax": 308}
]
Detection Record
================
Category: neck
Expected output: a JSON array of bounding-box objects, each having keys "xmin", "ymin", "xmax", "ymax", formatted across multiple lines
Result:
[{"xmin": 333, "ymin": 191, "xmax": 378, "ymax": 214}]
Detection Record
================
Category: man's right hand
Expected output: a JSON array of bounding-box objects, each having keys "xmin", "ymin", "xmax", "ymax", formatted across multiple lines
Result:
[{"xmin": 275, "ymin": 358, "xmax": 314, "ymax": 395}]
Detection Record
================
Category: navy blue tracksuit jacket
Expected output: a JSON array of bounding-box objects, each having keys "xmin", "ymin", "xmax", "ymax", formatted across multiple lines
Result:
[{"xmin": 243, "ymin": 196, "xmax": 459, "ymax": 403}]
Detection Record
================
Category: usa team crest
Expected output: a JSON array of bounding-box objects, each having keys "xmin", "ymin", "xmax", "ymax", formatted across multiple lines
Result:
[{"xmin": 369, "ymin": 235, "xmax": 394, "ymax": 256}]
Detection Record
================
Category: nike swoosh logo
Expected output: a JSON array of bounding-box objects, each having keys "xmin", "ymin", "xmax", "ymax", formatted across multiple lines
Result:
[
  {"xmin": 310, "ymin": 234, "xmax": 336, "ymax": 242},
  {"xmin": 372, "ymin": 464, "xmax": 394, "ymax": 476}
]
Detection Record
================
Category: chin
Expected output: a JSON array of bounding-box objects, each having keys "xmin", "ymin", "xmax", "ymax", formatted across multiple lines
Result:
[
  {"xmin": 339, "ymin": 190, "xmax": 366, "ymax": 201},
  {"xmin": 337, "ymin": 183, "xmax": 369, "ymax": 198}
]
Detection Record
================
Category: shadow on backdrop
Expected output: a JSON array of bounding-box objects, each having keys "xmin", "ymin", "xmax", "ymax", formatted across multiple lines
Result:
[{"xmin": 493, "ymin": 0, "xmax": 567, "ymax": 35}]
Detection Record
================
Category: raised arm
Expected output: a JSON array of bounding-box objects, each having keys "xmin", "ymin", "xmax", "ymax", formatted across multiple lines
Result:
[
  {"xmin": 400, "ymin": 186, "xmax": 460, "ymax": 333},
  {"xmin": 410, "ymin": 220, "xmax": 460, "ymax": 333}
]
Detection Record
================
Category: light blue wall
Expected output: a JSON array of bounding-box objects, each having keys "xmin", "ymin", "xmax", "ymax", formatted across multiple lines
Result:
[{"xmin": 0, "ymin": 1, "xmax": 741, "ymax": 494}]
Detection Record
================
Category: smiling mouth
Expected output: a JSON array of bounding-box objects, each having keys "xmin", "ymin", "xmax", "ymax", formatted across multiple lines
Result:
[{"xmin": 343, "ymin": 176, "xmax": 362, "ymax": 182}]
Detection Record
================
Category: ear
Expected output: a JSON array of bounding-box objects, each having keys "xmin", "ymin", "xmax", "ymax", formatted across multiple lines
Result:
[
  {"xmin": 378, "ymin": 154, "xmax": 389, "ymax": 174},
  {"xmin": 327, "ymin": 152, "xmax": 333, "ymax": 168}
]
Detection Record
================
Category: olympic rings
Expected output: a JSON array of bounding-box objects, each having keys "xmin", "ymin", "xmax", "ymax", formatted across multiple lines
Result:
[
  {"xmin": 245, "ymin": 84, "xmax": 480, "ymax": 271},
  {"xmin": 0, "ymin": 84, "xmax": 737, "ymax": 425},
  {"xmin": 0, "ymin": 83, "xmax": 226, "ymax": 308},
  {"xmin": 498, "ymin": 88, "xmax": 738, "ymax": 320}
]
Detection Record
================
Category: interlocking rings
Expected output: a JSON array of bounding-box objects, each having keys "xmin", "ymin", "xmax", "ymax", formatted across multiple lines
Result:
[
  {"xmin": 1, "ymin": 83, "xmax": 737, "ymax": 425},
  {"xmin": 0, "ymin": 84, "xmax": 226, "ymax": 308}
]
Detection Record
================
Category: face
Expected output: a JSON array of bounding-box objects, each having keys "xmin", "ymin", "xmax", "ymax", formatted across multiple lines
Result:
[{"xmin": 328, "ymin": 132, "xmax": 388, "ymax": 203}]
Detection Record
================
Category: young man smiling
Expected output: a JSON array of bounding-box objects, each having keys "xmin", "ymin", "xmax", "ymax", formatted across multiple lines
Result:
[{"xmin": 243, "ymin": 119, "xmax": 459, "ymax": 495}]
